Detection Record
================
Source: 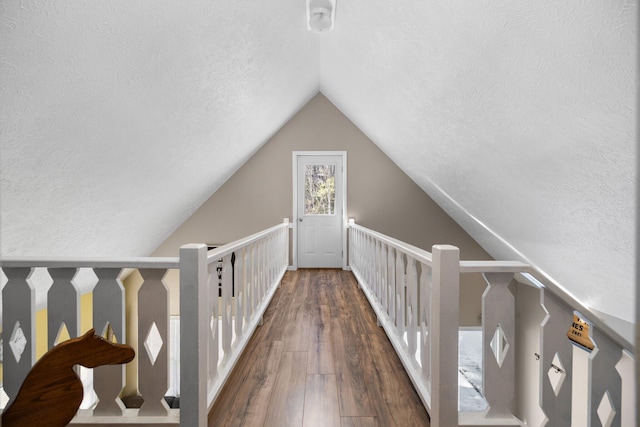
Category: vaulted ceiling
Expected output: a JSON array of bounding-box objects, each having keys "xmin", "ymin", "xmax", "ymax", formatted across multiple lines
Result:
[{"xmin": 1, "ymin": 1, "xmax": 636, "ymax": 323}]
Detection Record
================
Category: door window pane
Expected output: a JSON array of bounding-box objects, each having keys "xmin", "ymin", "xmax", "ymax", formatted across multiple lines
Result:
[{"xmin": 304, "ymin": 164, "xmax": 336, "ymax": 215}]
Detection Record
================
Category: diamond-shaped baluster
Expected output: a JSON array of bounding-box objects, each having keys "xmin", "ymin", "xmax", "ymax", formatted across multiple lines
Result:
[
  {"xmin": 490, "ymin": 324, "xmax": 509, "ymax": 368},
  {"xmin": 589, "ymin": 327, "xmax": 622, "ymax": 426},
  {"xmin": 481, "ymin": 272, "xmax": 515, "ymax": 418},
  {"xmin": 47, "ymin": 268, "xmax": 80, "ymax": 350},
  {"xmin": 539, "ymin": 289, "xmax": 573, "ymax": 425},
  {"xmin": 92, "ymin": 268, "xmax": 126, "ymax": 416},
  {"xmin": 138, "ymin": 268, "xmax": 170, "ymax": 415},
  {"xmin": 144, "ymin": 322, "xmax": 163, "ymax": 366},
  {"xmin": 547, "ymin": 353, "xmax": 567, "ymax": 396},
  {"xmin": 9, "ymin": 322, "xmax": 27, "ymax": 363},
  {"xmin": 3, "ymin": 267, "xmax": 35, "ymax": 405},
  {"xmin": 597, "ymin": 391, "xmax": 616, "ymax": 427}
]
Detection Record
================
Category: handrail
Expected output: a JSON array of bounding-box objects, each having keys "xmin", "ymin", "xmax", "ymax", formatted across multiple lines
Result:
[
  {"xmin": 0, "ymin": 256, "xmax": 179, "ymax": 269},
  {"xmin": 458, "ymin": 260, "xmax": 529, "ymax": 273},
  {"xmin": 205, "ymin": 220, "xmax": 290, "ymax": 263},
  {"xmin": 348, "ymin": 221, "xmax": 432, "ymax": 266}
]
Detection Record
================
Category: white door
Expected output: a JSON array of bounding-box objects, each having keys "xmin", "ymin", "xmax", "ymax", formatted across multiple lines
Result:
[{"xmin": 296, "ymin": 154, "xmax": 344, "ymax": 268}]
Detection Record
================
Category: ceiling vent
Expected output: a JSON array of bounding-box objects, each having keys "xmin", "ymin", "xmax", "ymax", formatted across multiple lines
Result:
[{"xmin": 306, "ymin": 0, "xmax": 336, "ymax": 32}]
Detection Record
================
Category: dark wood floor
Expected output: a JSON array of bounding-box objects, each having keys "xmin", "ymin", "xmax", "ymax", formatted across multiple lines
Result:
[{"xmin": 209, "ymin": 269, "xmax": 431, "ymax": 427}]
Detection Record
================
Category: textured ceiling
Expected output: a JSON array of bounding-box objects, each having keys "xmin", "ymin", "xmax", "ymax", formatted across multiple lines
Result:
[
  {"xmin": 1, "ymin": 0, "xmax": 318, "ymax": 257},
  {"xmin": 1, "ymin": 1, "xmax": 636, "ymax": 322},
  {"xmin": 320, "ymin": 0, "xmax": 637, "ymax": 323}
]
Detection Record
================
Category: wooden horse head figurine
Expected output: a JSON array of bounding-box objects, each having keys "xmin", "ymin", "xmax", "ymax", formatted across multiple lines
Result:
[{"xmin": 2, "ymin": 328, "xmax": 135, "ymax": 427}]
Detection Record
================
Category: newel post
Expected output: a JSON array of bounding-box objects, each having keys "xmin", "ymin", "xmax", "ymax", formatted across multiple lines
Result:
[
  {"xmin": 430, "ymin": 245, "xmax": 460, "ymax": 427},
  {"xmin": 180, "ymin": 244, "xmax": 209, "ymax": 427}
]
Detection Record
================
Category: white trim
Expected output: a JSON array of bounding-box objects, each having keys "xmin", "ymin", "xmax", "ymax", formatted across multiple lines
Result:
[{"xmin": 292, "ymin": 151, "xmax": 348, "ymax": 270}]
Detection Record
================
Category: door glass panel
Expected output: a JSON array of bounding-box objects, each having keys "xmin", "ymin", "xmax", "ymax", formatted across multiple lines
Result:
[{"xmin": 304, "ymin": 164, "xmax": 336, "ymax": 215}]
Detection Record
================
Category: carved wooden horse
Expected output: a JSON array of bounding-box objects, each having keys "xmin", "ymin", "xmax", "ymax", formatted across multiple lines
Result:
[{"xmin": 2, "ymin": 328, "xmax": 135, "ymax": 427}]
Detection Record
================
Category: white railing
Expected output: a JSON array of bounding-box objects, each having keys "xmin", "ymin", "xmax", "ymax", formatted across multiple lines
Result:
[
  {"xmin": 0, "ymin": 220, "xmax": 290, "ymax": 427},
  {"xmin": 0, "ymin": 257, "xmax": 181, "ymax": 425},
  {"xmin": 178, "ymin": 219, "xmax": 290, "ymax": 427},
  {"xmin": 348, "ymin": 221, "xmax": 636, "ymax": 427}
]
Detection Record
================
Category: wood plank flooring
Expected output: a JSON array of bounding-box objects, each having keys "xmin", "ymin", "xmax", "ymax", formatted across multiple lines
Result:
[{"xmin": 209, "ymin": 269, "xmax": 430, "ymax": 427}]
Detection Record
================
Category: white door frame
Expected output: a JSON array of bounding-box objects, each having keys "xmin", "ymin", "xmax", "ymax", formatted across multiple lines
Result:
[{"xmin": 292, "ymin": 151, "xmax": 347, "ymax": 270}]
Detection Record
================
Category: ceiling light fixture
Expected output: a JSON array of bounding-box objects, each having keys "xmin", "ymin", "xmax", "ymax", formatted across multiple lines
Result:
[{"xmin": 306, "ymin": 0, "xmax": 336, "ymax": 32}]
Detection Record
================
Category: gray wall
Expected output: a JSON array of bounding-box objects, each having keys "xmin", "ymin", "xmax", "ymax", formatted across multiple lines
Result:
[{"xmin": 153, "ymin": 93, "xmax": 492, "ymax": 325}]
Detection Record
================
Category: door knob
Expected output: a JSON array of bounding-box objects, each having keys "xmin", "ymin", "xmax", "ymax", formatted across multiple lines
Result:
[{"xmin": 299, "ymin": 218, "xmax": 303, "ymax": 222}]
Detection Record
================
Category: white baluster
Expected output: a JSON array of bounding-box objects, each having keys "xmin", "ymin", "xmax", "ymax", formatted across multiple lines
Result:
[
  {"xmin": 615, "ymin": 350, "xmax": 636, "ymax": 427},
  {"xmin": 2, "ymin": 267, "xmax": 35, "ymax": 406},
  {"xmin": 347, "ymin": 227, "xmax": 352, "ymax": 268},
  {"xmin": 395, "ymin": 252, "xmax": 405, "ymax": 333},
  {"xmin": 540, "ymin": 289, "xmax": 574, "ymax": 425},
  {"xmin": 221, "ymin": 254, "xmax": 233, "ymax": 362},
  {"xmin": 370, "ymin": 236, "xmax": 376, "ymax": 287},
  {"xmin": 282, "ymin": 225, "xmax": 288, "ymax": 272},
  {"xmin": 262, "ymin": 240, "xmax": 267, "ymax": 298},
  {"xmin": 206, "ymin": 261, "xmax": 219, "ymax": 389},
  {"xmin": 250, "ymin": 242, "xmax": 258, "ymax": 315},
  {"xmin": 362, "ymin": 234, "xmax": 369, "ymax": 285},
  {"xmin": 265, "ymin": 237, "xmax": 271, "ymax": 286},
  {"xmin": 420, "ymin": 263, "xmax": 431, "ymax": 384},
  {"xmin": 571, "ymin": 344, "xmax": 593, "ymax": 426},
  {"xmin": 349, "ymin": 228, "xmax": 360, "ymax": 271},
  {"xmin": 137, "ymin": 268, "xmax": 170, "ymax": 415},
  {"xmin": 380, "ymin": 244, "xmax": 388, "ymax": 304},
  {"xmin": 375, "ymin": 240, "xmax": 381, "ymax": 297},
  {"xmin": 406, "ymin": 257, "xmax": 418, "ymax": 358},
  {"xmin": 352, "ymin": 228, "xmax": 359, "ymax": 272},
  {"xmin": 590, "ymin": 328, "xmax": 622, "ymax": 427},
  {"xmin": 92, "ymin": 268, "xmax": 126, "ymax": 416},
  {"xmin": 358, "ymin": 229, "xmax": 364, "ymax": 275},
  {"xmin": 362, "ymin": 232, "xmax": 366, "ymax": 276},
  {"xmin": 257, "ymin": 241, "xmax": 264, "ymax": 302},
  {"xmin": 386, "ymin": 247, "xmax": 395, "ymax": 318},
  {"xmin": 482, "ymin": 272, "xmax": 515, "ymax": 418},
  {"xmin": 247, "ymin": 243, "xmax": 255, "ymax": 319},
  {"xmin": 513, "ymin": 281, "xmax": 547, "ymax": 427},
  {"xmin": 47, "ymin": 268, "xmax": 80, "ymax": 348},
  {"xmin": 361, "ymin": 234, "xmax": 367, "ymax": 286},
  {"xmin": 360, "ymin": 234, "xmax": 366, "ymax": 284},
  {"xmin": 235, "ymin": 248, "xmax": 245, "ymax": 339}
]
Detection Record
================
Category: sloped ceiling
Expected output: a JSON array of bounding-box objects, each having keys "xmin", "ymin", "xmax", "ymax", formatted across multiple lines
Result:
[
  {"xmin": 319, "ymin": 0, "xmax": 636, "ymax": 323},
  {"xmin": 1, "ymin": 0, "xmax": 319, "ymax": 257},
  {"xmin": 1, "ymin": 1, "xmax": 636, "ymax": 322}
]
